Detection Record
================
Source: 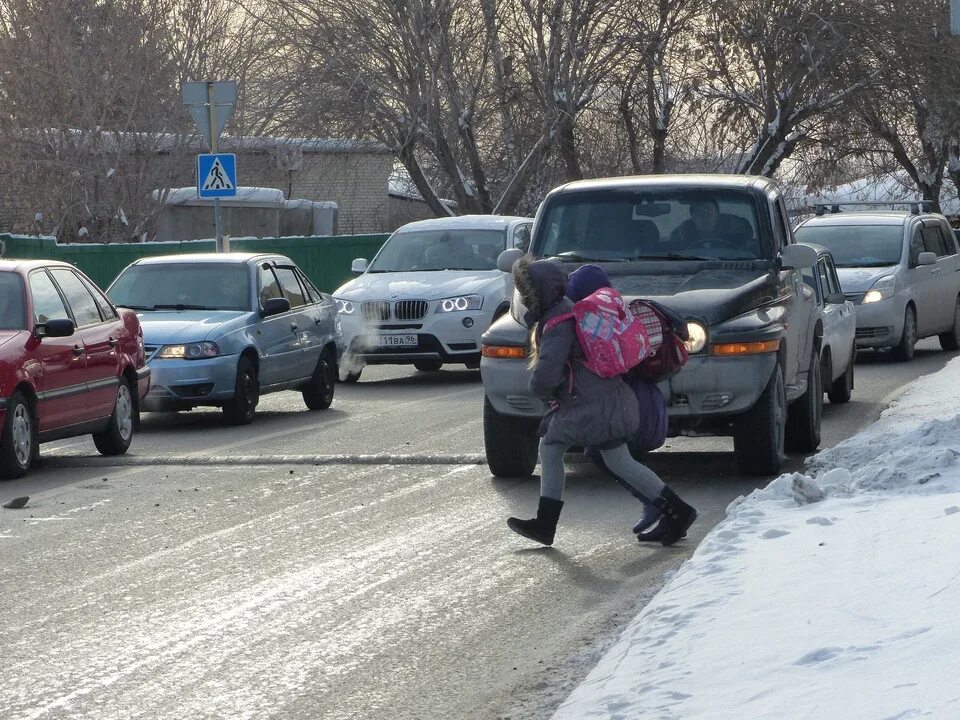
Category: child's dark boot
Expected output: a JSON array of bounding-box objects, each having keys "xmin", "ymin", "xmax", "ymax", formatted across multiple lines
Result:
[
  {"xmin": 652, "ymin": 487, "xmax": 697, "ymax": 547},
  {"xmin": 507, "ymin": 497, "xmax": 564, "ymax": 545}
]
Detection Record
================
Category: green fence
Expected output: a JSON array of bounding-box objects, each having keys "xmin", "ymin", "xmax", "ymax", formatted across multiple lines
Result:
[{"xmin": 0, "ymin": 233, "xmax": 389, "ymax": 293}]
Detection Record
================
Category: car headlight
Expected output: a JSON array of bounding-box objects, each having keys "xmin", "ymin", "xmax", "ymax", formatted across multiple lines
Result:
[
  {"xmin": 334, "ymin": 298, "xmax": 356, "ymax": 315},
  {"xmin": 862, "ymin": 275, "xmax": 896, "ymax": 304},
  {"xmin": 436, "ymin": 295, "xmax": 483, "ymax": 313},
  {"xmin": 156, "ymin": 342, "xmax": 220, "ymax": 360},
  {"xmin": 683, "ymin": 322, "xmax": 707, "ymax": 353}
]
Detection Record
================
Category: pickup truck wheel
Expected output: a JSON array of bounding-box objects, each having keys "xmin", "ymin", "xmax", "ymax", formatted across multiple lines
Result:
[
  {"xmin": 0, "ymin": 393, "xmax": 36, "ymax": 479},
  {"xmin": 939, "ymin": 297, "xmax": 960, "ymax": 351},
  {"xmin": 483, "ymin": 396, "xmax": 538, "ymax": 478},
  {"xmin": 733, "ymin": 366, "xmax": 785, "ymax": 476},
  {"xmin": 785, "ymin": 347, "xmax": 823, "ymax": 453},
  {"xmin": 93, "ymin": 379, "xmax": 135, "ymax": 456},
  {"xmin": 893, "ymin": 307, "xmax": 917, "ymax": 362},
  {"xmin": 828, "ymin": 344, "xmax": 854, "ymax": 404}
]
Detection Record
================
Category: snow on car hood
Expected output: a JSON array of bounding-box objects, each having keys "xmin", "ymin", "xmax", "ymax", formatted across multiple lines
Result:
[
  {"xmin": 135, "ymin": 310, "xmax": 251, "ymax": 344},
  {"xmin": 334, "ymin": 270, "xmax": 504, "ymax": 301},
  {"xmin": 835, "ymin": 266, "xmax": 897, "ymax": 293}
]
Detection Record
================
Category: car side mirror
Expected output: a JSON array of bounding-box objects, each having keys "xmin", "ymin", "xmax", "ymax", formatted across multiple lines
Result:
[
  {"xmin": 918, "ymin": 252, "xmax": 937, "ymax": 266},
  {"xmin": 497, "ymin": 248, "xmax": 524, "ymax": 273},
  {"xmin": 779, "ymin": 243, "xmax": 819, "ymax": 270},
  {"xmin": 351, "ymin": 258, "xmax": 368, "ymax": 274},
  {"xmin": 35, "ymin": 318, "xmax": 74, "ymax": 339},
  {"xmin": 262, "ymin": 297, "xmax": 291, "ymax": 317},
  {"xmin": 825, "ymin": 292, "xmax": 846, "ymax": 305}
]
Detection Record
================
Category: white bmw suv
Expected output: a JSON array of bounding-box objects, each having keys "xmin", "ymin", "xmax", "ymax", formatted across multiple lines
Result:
[{"xmin": 332, "ymin": 215, "xmax": 533, "ymax": 381}]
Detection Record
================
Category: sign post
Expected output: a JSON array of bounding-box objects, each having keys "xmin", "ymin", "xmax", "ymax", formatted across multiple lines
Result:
[{"xmin": 182, "ymin": 80, "xmax": 237, "ymax": 251}]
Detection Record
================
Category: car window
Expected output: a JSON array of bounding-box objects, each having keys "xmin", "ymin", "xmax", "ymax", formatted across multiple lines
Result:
[
  {"xmin": 922, "ymin": 226, "xmax": 947, "ymax": 257},
  {"xmin": 29, "ymin": 270, "xmax": 70, "ymax": 324},
  {"xmin": 773, "ymin": 198, "xmax": 790, "ymax": 251},
  {"xmin": 297, "ymin": 269, "xmax": 323, "ymax": 304},
  {"xmin": 50, "ymin": 269, "xmax": 103, "ymax": 326},
  {"xmin": 801, "ymin": 266, "xmax": 822, "ymax": 303},
  {"xmin": 538, "ymin": 189, "xmax": 763, "ymax": 262},
  {"xmin": 909, "ymin": 226, "xmax": 924, "ymax": 266},
  {"xmin": 0, "ymin": 272, "xmax": 27, "ymax": 330},
  {"xmin": 512, "ymin": 224, "xmax": 532, "ymax": 251},
  {"xmin": 370, "ymin": 229, "xmax": 507, "ymax": 272},
  {"xmin": 109, "ymin": 263, "xmax": 250, "ymax": 311},
  {"xmin": 818, "ymin": 260, "xmax": 834, "ymax": 299},
  {"xmin": 795, "ymin": 224, "xmax": 904, "ymax": 267},
  {"xmin": 827, "ymin": 259, "xmax": 843, "ymax": 296},
  {"xmin": 937, "ymin": 225, "xmax": 958, "ymax": 256},
  {"xmin": 274, "ymin": 266, "xmax": 307, "ymax": 308},
  {"xmin": 258, "ymin": 266, "xmax": 284, "ymax": 307},
  {"xmin": 79, "ymin": 274, "xmax": 118, "ymax": 320}
]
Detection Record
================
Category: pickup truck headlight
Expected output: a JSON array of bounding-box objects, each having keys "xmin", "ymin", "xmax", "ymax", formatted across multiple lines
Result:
[
  {"xmin": 436, "ymin": 295, "xmax": 483, "ymax": 313},
  {"xmin": 862, "ymin": 275, "xmax": 896, "ymax": 304},
  {"xmin": 156, "ymin": 342, "xmax": 219, "ymax": 360},
  {"xmin": 684, "ymin": 322, "xmax": 707, "ymax": 353},
  {"xmin": 334, "ymin": 298, "xmax": 356, "ymax": 315}
]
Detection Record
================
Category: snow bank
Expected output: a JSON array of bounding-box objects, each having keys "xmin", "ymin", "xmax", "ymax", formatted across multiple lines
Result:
[{"xmin": 554, "ymin": 358, "xmax": 960, "ymax": 720}]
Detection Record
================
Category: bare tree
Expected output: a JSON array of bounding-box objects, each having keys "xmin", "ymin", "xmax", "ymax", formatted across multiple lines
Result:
[{"xmin": 698, "ymin": 0, "xmax": 864, "ymax": 178}]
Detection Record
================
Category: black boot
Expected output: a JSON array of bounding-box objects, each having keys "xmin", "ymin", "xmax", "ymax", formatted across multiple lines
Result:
[
  {"xmin": 652, "ymin": 487, "xmax": 697, "ymax": 547},
  {"xmin": 507, "ymin": 497, "xmax": 564, "ymax": 546}
]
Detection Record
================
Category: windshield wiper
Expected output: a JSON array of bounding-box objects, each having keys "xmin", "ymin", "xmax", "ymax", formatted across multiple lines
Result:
[
  {"xmin": 114, "ymin": 304, "xmax": 152, "ymax": 311},
  {"xmin": 634, "ymin": 253, "xmax": 716, "ymax": 261},
  {"xmin": 546, "ymin": 254, "xmax": 627, "ymax": 263},
  {"xmin": 151, "ymin": 304, "xmax": 218, "ymax": 311}
]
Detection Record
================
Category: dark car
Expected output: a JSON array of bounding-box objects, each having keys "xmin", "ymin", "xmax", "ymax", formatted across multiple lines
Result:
[
  {"xmin": 0, "ymin": 260, "xmax": 150, "ymax": 478},
  {"xmin": 481, "ymin": 175, "xmax": 823, "ymax": 477}
]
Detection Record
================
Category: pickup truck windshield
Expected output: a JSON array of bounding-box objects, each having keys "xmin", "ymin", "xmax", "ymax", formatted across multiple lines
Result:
[
  {"xmin": 537, "ymin": 190, "xmax": 764, "ymax": 261},
  {"xmin": 369, "ymin": 229, "xmax": 506, "ymax": 272}
]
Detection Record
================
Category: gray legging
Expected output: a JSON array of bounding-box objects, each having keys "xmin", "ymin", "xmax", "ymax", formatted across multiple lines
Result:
[{"xmin": 539, "ymin": 438, "xmax": 665, "ymax": 502}]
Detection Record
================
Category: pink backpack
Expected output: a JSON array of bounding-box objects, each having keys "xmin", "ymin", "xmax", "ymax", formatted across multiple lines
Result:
[{"xmin": 543, "ymin": 288, "xmax": 652, "ymax": 377}]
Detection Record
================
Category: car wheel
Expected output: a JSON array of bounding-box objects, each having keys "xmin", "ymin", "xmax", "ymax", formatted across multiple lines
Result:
[
  {"xmin": 483, "ymin": 395, "xmax": 538, "ymax": 478},
  {"xmin": 303, "ymin": 348, "xmax": 336, "ymax": 410},
  {"xmin": 222, "ymin": 356, "xmax": 259, "ymax": 425},
  {"xmin": 785, "ymin": 347, "xmax": 823, "ymax": 453},
  {"xmin": 0, "ymin": 392, "xmax": 36, "ymax": 479},
  {"xmin": 939, "ymin": 297, "xmax": 960, "ymax": 351},
  {"xmin": 414, "ymin": 360, "xmax": 443, "ymax": 372},
  {"xmin": 733, "ymin": 366, "xmax": 786, "ymax": 476},
  {"xmin": 828, "ymin": 344, "xmax": 855, "ymax": 404},
  {"xmin": 893, "ymin": 306, "xmax": 917, "ymax": 362},
  {"xmin": 93, "ymin": 379, "xmax": 135, "ymax": 456}
]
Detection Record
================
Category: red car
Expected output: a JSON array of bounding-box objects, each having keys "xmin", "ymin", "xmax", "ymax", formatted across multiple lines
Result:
[{"xmin": 0, "ymin": 260, "xmax": 150, "ymax": 478}]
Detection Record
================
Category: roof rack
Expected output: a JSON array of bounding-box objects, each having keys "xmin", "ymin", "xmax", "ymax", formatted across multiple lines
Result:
[{"xmin": 809, "ymin": 200, "xmax": 933, "ymax": 216}]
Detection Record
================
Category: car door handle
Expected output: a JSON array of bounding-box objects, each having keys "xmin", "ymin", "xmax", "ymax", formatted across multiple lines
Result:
[
  {"xmin": 73, "ymin": 345, "xmax": 86, "ymax": 356},
  {"xmin": 931, "ymin": 267, "xmax": 943, "ymax": 274},
  {"xmin": 108, "ymin": 337, "xmax": 118, "ymax": 348}
]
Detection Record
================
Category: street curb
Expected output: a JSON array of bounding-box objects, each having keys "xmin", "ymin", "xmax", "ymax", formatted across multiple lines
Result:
[
  {"xmin": 41, "ymin": 453, "xmax": 594, "ymax": 469},
  {"xmin": 42, "ymin": 453, "xmax": 490, "ymax": 467}
]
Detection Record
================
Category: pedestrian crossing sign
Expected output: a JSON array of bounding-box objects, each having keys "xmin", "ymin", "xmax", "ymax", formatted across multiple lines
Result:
[{"xmin": 197, "ymin": 153, "xmax": 237, "ymax": 198}]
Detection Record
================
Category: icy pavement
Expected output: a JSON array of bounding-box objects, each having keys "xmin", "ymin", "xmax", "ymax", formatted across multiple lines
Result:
[{"xmin": 555, "ymin": 357, "xmax": 960, "ymax": 720}]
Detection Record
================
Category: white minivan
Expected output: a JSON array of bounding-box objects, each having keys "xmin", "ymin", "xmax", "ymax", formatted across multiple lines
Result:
[
  {"xmin": 332, "ymin": 215, "xmax": 533, "ymax": 381},
  {"xmin": 795, "ymin": 209, "xmax": 960, "ymax": 361}
]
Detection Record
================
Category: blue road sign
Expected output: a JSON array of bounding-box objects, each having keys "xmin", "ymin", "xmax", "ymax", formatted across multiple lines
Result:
[{"xmin": 197, "ymin": 153, "xmax": 237, "ymax": 198}]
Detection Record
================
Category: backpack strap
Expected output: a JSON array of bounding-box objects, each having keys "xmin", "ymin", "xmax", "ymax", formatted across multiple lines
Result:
[{"xmin": 542, "ymin": 312, "xmax": 575, "ymax": 334}]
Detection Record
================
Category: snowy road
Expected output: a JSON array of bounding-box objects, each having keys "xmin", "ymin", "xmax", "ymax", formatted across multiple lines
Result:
[{"xmin": 0, "ymin": 340, "xmax": 954, "ymax": 720}]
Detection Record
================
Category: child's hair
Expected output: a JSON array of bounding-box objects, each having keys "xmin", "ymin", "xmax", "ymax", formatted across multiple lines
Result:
[{"xmin": 528, "ymin": 322, "xmax": 540, "ymax": 369}]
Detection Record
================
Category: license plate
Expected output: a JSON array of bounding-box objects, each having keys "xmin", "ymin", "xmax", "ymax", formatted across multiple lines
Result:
[{"xmin": 376, "ymin": 334, "xmax": 418, "ymax": 347}]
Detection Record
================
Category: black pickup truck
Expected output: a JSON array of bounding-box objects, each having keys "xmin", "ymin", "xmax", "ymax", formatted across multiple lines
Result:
[{"xmin": 480, "ymin": 174, "xmax": 824, "ymax": 477}]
